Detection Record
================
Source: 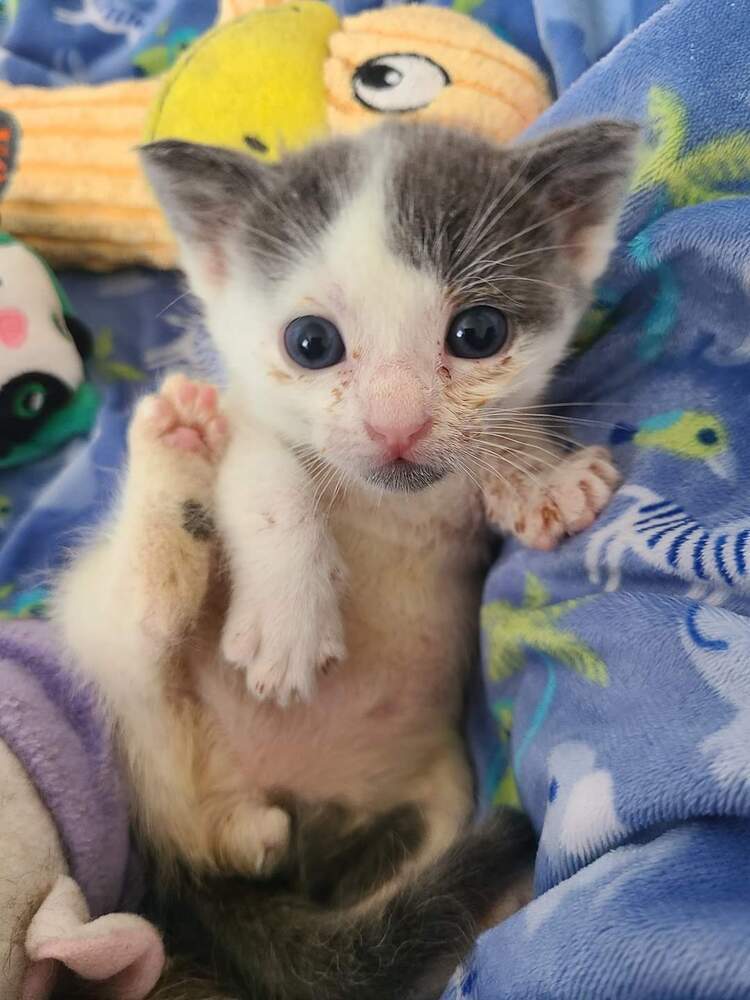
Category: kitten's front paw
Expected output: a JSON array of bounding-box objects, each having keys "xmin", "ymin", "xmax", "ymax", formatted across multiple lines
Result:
[
  {"xmin": 125, "ymin": 375, "xmax": 228, "ymax": 639},
  {"xmin": 515, "ymin": 446, "xmax": 620, "ymax": 551},
  {"xmin": 222, "ymin": 564, "xmax": 347, "ymax": 706},
  {"xmin": 130, "ymin": 373, "xmax": 228, "ymax": 473}
]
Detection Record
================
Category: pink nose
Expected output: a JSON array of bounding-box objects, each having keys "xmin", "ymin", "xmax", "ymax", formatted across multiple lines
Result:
[{"xmin": 365, "ymin": 417, "xmax": 432, "ymax": 459}]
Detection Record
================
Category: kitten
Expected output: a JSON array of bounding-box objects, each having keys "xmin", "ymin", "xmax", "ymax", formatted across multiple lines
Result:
[{"xmin": 54, "ymin": 120, "xmax": 636, "ymax": 1000}]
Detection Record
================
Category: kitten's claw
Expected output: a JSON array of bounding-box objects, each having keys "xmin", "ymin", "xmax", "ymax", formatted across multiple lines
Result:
[{"xmin": 514, "ymin": 446, "xmax": 620, "ymax": 550}]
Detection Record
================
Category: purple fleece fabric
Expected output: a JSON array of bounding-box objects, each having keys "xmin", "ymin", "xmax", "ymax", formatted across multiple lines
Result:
[{"xmin": 0, "ymin": 620, "xmax": 133, "ymax": 917}]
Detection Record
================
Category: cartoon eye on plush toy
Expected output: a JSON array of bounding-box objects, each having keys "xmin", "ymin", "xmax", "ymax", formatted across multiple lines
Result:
[
  {"xmin": 0, "ymin": 233, "xmax": 97, "ymax": 469},
  {"xmin": 350, "ymin": 54, "xmax": 449, "ymax": 113},
  {"xmin": 146, "ymin": 1, "xmax": 549, "ymax": 160}
]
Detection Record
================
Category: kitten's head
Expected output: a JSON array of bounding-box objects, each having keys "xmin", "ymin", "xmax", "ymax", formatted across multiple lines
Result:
[{"xmin": 142, "ymin": 120, "xmax": 637, "ymax": 493}]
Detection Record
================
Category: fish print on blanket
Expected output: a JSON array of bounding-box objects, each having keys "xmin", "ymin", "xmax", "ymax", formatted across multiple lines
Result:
[
  {"xmin": 53, "ymin": 0, "xmax": 156, "ymax": 44},
  {"xmin": 610, "ymin": 410, "xmax": 735, "ymax": 481},
  {"xmin": 2, "ymin": 0, "xmax": 215, "ymax": 84}
]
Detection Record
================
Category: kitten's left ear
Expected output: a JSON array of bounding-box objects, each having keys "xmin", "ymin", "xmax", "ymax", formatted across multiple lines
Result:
[
  {"xmin": 140, "ymin": 140, "xmax": 268, "ymax": 288},
  {"xmin": 510, "ymin": 120, "xmax": 640, "ymax": 284}
]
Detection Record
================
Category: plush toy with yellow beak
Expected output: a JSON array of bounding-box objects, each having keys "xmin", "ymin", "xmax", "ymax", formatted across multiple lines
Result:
[{"xmin": 0, "ymin": 0, "xmax": 549, "ymax": 271}]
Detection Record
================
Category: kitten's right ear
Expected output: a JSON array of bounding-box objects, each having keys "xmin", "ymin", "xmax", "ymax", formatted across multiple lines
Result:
[{"xmin": 140, "ymin": 140, "xmax": 267, "ymax": 286}]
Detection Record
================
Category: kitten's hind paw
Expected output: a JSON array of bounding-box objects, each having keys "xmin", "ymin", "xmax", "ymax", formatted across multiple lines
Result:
[{"xmin": 216, "ymin": 803, "xmax": 291, "ymax": 877}]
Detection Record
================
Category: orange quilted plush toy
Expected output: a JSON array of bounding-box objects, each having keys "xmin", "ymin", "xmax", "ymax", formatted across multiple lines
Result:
[{"xmin": 1, "ymin": 0, "xmax": 549, "ymax": 270}]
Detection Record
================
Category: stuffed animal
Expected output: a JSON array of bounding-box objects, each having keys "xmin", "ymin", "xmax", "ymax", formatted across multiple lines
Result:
[
  {"xmin": 0, "ymin": 232, "xmax": 98, "ymax": 469},
  {"xmin": 0, "ymin": 620, "xmax": 164, "ymax": 1000},
  {"xmin": 0, "ymin": 0, "xmax": 549, "ymax": 270},
  {"xmin": 0, "ymin": 109, "xmax": 98, "ymax": 468}
]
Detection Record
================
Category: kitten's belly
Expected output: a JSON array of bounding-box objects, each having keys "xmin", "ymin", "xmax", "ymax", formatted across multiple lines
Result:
[{"xmin": 194, "ymin": 556, "xmax": 480, "ymax": 807}]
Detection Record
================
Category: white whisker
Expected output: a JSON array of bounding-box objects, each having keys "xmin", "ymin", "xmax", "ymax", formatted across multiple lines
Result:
[
  {"xmin": 478, "ymin": 435, "xmax": 564, "ymax": 471},
  {"xmin": 480, "ymin": 413, "xmax": 617, "ymax": 430},
  {"xmin": 480, "ymin": 426, "xmax": 583, "ymax": 450}
]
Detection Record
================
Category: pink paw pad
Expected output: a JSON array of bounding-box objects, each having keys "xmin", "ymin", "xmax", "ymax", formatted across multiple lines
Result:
[
  {"xmin": 196, "ymin": 385, "xmax": 218, "ymax": 411},
  {"xmin": 163, "ymin": 426, "xmax": 206, "ymax": 453},
  {"xmin": 178, "ymin": 381, "xmax": 199, "ymax": 407}
]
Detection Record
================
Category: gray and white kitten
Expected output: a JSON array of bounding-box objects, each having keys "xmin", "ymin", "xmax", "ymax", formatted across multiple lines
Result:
[{"xmin": 54, "ymin": 120, "xmax": 636, "ymax": 1000}]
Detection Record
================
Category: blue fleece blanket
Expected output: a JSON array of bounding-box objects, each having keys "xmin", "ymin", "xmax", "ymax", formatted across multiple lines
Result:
[
  {"xmin": 5, "ymin": 2, "xmax": 750, "ymax": 998},
  {"xmin": 447, "ymin": 1, "xmax": 750, "ymax": 997},
  {"xmin": 0, "ymin": 0, "xmax": 216, "ymax": 83}
]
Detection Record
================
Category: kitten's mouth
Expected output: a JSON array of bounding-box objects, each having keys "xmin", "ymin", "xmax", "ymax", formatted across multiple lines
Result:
[{"xmin": 366, "ymin": 460, "xmax": 446, "ymax": 493}]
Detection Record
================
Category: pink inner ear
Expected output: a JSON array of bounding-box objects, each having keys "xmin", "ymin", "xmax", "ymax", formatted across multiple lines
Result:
[{"xmin": 0, "ymin": 308, "xmax": 28, "ymax": 348}]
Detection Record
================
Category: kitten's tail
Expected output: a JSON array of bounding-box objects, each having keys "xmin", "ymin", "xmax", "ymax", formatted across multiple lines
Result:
[{"xmin": 151, "ymin": 808, "xmax": 534, "ymax": 1000}]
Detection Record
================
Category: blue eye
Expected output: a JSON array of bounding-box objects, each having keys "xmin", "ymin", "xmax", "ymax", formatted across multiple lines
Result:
[
  {"xmin": 446, "ymin": 306, "xmax": 509, "ymax": 360},
  {"xmin": 284, "ymin": 316, "xmax": 345, "ymax": 370}
]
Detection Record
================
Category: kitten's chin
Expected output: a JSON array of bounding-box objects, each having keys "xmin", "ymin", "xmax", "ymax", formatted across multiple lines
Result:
[{"xmin": 365, "ymin": 460, "xmax": 447, "ymax": 493}]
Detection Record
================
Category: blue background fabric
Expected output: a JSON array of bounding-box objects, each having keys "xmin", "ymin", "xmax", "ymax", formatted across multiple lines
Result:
[
  {"xmin": 0, "ymin": 0, "xmax": 217, "ymax": 83},
  {"xmin": 4, "ymin": 1, "xmax": 750, "ymax": 997},
  {"xmin": 451, "ymin": 0, "xmax": 750, "ymax": 996}
]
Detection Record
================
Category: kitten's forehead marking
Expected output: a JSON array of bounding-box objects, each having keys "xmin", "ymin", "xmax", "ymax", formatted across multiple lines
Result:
[
  {"xmin": 243, "ymin": 140, "xmax": 365, "ymax": 282},
  {"xmin": 310, "ymin": 159, "xmax": 447, "ymax": 360},
  {"xmin": 383, "ymin": 124, "xmax": 562, "ymax": 329}
]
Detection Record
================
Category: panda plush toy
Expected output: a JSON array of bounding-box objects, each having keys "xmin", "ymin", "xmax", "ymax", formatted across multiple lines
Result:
[
  {"xmin": 0, "ymin": 232, "xmax": 98, "ymax": 469},
  {"xmin": 0, "ymin": 110, "xmax": 97, "ymax": 469}
]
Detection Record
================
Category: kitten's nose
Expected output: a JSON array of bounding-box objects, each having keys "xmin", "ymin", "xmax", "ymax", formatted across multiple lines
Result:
[{"xmin": 365, "ymin": 417, "xmax": 432, "ymax": 459}]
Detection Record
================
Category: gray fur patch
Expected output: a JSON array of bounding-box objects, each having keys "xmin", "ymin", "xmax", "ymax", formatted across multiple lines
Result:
[
  {"xmin": 141, "ymin": 138, "xmax": 364, "ymax": 282},
  {"xmin": 384, "ymin": 120, "xmax": 638, "ymax": 327},
  {"xmin": 285, "ymin": 799, "xmax": 426, "ymax": 908},
  {"xmin": 181, "ymin": 499, "xmax": 215, "ymax": 541}
]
